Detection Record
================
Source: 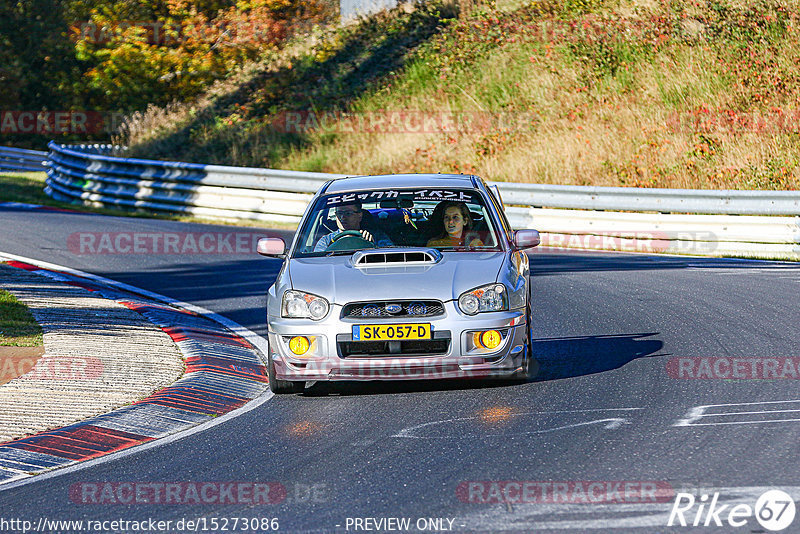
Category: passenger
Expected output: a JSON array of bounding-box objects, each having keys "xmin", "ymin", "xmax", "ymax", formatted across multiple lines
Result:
[
  {"xmin": 426, "ymin": 201, "xmax": 483, "ymax": 247},
  {"xmin": 314, "ymin": 201, "xmax": 392, "ymax": 252}
]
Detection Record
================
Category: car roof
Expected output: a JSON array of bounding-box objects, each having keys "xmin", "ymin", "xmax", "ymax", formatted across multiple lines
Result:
[{"xmin": 323, "ymin": 173, "xmax": 478, "ymax": 193}]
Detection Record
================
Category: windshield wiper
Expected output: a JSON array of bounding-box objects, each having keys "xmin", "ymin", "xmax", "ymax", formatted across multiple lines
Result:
[
  {"xmin": 435, "ymin": 246, "xmax": 472, "ymax": 251},
  {"xmin": 325, "ymin": 250, "xmax": 358, "ymax": 257}
]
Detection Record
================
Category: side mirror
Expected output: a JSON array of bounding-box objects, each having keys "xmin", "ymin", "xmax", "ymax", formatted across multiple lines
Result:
[
  {"xmin": 257, "ymin": 237, "xmax": 286, "ymax": 257},
  {"xmin": 513, "ymin": 229, "xmax": 540, "ymax": 249}
]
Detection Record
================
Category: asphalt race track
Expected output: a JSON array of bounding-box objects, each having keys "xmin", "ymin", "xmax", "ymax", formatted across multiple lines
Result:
[{"xmin": 1, "ymin": 204, "xmax": 800, "ymax": 533}]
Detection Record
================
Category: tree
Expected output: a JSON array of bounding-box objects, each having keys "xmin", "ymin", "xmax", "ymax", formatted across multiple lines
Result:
[
  {"xmin": 73, "ymin": 0, "xmax": 334, "ymax": 111},
  {"xmin": 0, "ymin": 0, "xmax": 88, "ymax": 110}
]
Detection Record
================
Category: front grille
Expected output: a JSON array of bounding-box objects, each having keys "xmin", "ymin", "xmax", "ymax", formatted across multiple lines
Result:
[
  {"xmin": 342, "ymin": 300, "xmax": 444, "ymax": 319},
  {"xmin": 338, "ymin": 339, "xmax": 450, "ymax": 357}
]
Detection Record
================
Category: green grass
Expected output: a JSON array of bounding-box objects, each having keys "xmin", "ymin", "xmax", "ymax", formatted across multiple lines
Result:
[
  {"xmin": 0, "ymin": 172, "xmax": 297, "ymax": 229},
  {"xmin": 0, "ymin": 172, "xmax": 54, "ymax": 206},
  {"xmin": 114, "ymin": 0, "xmax": 800, "ymax": 191},
  {"xmin": 0, "ymin": 288, "xmax": 43, "ymax": 347}
]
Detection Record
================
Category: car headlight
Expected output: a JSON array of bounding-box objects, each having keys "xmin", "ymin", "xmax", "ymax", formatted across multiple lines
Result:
[
  {"xmin": 281, "ymin": 290, "xmax": 330, "ymax": 320},
  {"xmin": 458, "ymin": 284, "xmax": 507, "ymax": 315}
]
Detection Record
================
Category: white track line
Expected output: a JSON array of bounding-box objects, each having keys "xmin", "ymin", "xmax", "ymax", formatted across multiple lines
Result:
[
  {"xmin": 0, "ymin": 251, "xmax": 274, "ymax": 492},
  {"xmin": 0, "ymin": 251, "xmax": 267, "ymax": 355}
]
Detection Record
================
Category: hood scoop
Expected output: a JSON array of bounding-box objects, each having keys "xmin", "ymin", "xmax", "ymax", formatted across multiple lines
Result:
[{"xmin": 352, "ymin": 248, "xmax": 442, "ymax": 267}]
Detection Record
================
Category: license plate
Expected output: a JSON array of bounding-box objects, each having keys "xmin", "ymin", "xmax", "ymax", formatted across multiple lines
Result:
[{"xmin": 353, "ymin": 324, "xmax": 432, "ymax": 341}]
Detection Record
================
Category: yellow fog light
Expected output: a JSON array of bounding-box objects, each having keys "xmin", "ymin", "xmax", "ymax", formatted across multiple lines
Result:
[
  {"xmin": 480, "ymin": 330, "xmax": 502, "ymax": 350},
  {"xmin": 289, "ymin": 336, "xmax": 310, "ymax": 355}
]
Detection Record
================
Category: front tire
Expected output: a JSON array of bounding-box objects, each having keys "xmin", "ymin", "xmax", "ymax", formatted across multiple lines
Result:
[
  {"xmin": 267, "ymin": 352, "xmax": 304, "ymax": 394},
  {"xmin": 517, "ymin": 301, "xmax": 538, "ymax": 381}
]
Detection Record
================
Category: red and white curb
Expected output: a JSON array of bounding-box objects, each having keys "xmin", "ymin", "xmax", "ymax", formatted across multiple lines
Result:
[{"xmin": 0, "ymin": 252, "xmax": 272, "ymax": 487}]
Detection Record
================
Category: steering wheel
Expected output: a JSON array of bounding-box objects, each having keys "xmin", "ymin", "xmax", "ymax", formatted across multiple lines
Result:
[{"xmin": 326, "ymin": 230, "xmax": 376, "ymax": 251}]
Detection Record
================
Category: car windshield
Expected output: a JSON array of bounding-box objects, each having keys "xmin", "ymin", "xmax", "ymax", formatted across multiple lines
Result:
[{"xmin": 292, "ymin": 188, "xmax": 504, "ymax": 257}]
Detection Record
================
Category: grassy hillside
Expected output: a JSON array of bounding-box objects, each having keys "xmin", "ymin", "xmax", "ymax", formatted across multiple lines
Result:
[{"xmin": 120, "ymin": 0, "xmax": 800, "ymax": 190}]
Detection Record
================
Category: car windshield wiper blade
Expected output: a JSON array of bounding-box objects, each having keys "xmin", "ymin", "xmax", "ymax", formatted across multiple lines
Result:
[
  {"xmin": 435, "ymin": 245, "xmax": 496, "ymax": 251},
  {"xmin": 324, "ymin": 250, "xmax": 358, "ymax": 257}
]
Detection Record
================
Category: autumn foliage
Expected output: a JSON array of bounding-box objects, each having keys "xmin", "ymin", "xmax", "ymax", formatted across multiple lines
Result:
[
  {"xmin": 0, "ymin": 0, "xmax": 334, "ymax": 137},
  {"xmin": 72, "ymin": 0, "xmax": 335, "ymax": 111}
]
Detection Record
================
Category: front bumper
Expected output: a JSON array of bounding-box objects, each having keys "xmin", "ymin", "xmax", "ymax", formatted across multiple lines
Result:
[{"xmin": 267, "ymin": 302, "xmax": 528, "ymax": 382}]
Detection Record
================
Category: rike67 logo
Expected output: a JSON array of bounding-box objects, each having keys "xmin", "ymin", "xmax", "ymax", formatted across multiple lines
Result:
[{"xmin": 668, "ymin": 490, "xmax": 796, "ymax": 531}]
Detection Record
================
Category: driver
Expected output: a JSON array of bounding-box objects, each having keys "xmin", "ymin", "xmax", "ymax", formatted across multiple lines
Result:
[{"xmin": 314, "ymin": 201, "xmax": 392, "ymax": 252}]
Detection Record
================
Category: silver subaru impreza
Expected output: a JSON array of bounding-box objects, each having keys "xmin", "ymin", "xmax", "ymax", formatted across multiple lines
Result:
[{"xmin": 257, "ymin": 174, "xmax": 540, "ymax": 393}]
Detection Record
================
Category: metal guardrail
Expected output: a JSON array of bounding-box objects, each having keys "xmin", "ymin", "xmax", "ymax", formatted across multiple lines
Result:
[
  {"xmin": 0, "ymin": 146, "xmax": 47, "ymax": 172},
  {"xmin": 44, "ymin": 142, "xmax": 800, "ymax": 215},
  {"xmin": 44, "ymin": 142, "xmax": 328, "ymax": 224},
  {"xmin": 505, "ymin": 207, "xmax": 800, "ymax": 260},
  {"xmin": 497, "ymin": 183, "xmax": 800, "ymax": 216},
  {"xmin": 35, "ymin": 142, "xmax": 800, "ymax": 260}
]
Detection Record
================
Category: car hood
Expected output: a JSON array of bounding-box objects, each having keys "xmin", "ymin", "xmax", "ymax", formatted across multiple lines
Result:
[{"xmin": 288, "ymin": 251, "xmax": 507, "ymax": 304}]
